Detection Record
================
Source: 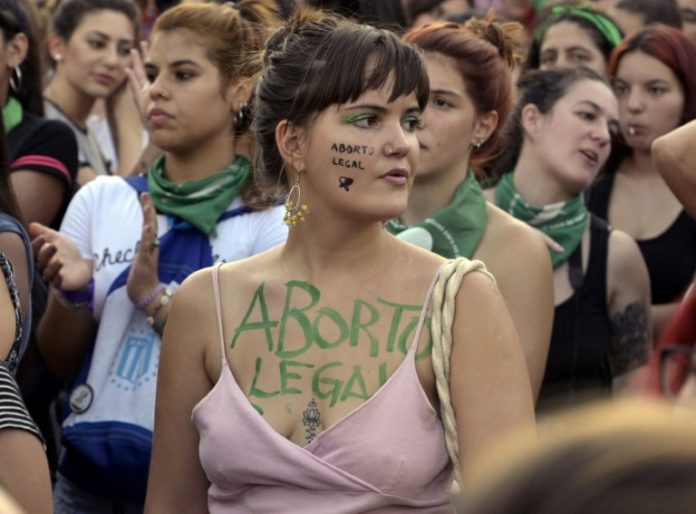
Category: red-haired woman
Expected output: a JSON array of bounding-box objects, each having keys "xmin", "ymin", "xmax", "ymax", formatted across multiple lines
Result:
[
  {"xmin": 587, "ymin": 24, "xmax": 696, "ymax": 339},
  {"xmin": 393, "ymin": 18, "xmax": 554, "ymax": 399}
]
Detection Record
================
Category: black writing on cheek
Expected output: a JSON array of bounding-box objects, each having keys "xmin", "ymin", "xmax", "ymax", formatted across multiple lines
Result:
[
  {"xmin": 339, "ymin": 177, "xmax": 354, "ymax": 191},
  {"xmin": 331, "ymin": 157, "xmax": 365, "ymax": 170},
  {"xmin": 330, "ymin": 143, "xmax": 375, "ymax": 155},
  {"xmin": 609, "ymin": 301, "xmax": 649, "ymax": 376}
]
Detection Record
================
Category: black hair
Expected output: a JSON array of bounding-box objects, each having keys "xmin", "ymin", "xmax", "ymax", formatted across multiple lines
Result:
[
  {"xmin": 303, "ymin": 0, "xmax": 409, "ymax": 29},
  {"xmin": 615, "ymin": 0, "xmax": 682, "ymax": 29},
  {"xmin": 492, "ymin": 67, "xmax": 610, "ymax": 178},
  {"xmin": 0, "ymin": 0, "xmax": 44, "ymax": 116},
  {"xmin": 52, "ymin": 0, "xmax": 138, "ymax": 42},
  {"xmin": 253, "ymin": 10, "xmax": 429, "ymax": 193},
  {"xmin": 0, "ymin": 115, "xmax": 18, "ymax": 218}
]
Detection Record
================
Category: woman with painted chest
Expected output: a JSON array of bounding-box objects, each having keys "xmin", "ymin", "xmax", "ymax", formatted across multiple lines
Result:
[
  {"xmin": 30, "ymin": 2, "xmax": 287, "ymax": 512},
  {"xmin": 145, "ymin": 10, "xmax": 535, "ymax": 513}
]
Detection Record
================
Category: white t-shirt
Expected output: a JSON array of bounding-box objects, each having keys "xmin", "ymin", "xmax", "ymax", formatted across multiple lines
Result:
[{"xmin": 60, "ymin": 175, "xmax": 287, "ymax": 319}]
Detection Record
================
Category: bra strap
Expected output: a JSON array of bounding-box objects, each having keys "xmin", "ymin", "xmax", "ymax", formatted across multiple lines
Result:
[{"xmin": 211, "ymin": 262, "xmax": 227, "ymax": 363}]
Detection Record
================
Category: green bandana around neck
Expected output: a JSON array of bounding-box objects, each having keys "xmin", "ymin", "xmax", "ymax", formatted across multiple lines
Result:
[
  {"xmin": 147, "ymin": 154, "xmax": 252, "ymax": 236},
  {"xmin": 494, "ymin": 172, "xmax": 588, "ymax": 268},
  {"xmin": 3, "ymin": 96, "xmax": 23, "ymax": 133},
  {"xmin": 386, "ymin": 170, "xmax": 488, "ymax": 259}
]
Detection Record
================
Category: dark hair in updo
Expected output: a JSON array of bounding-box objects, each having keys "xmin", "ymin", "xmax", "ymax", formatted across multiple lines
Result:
[{"xmin": 253, "ymin": 10, "xmax": 429, "ymax": 194}]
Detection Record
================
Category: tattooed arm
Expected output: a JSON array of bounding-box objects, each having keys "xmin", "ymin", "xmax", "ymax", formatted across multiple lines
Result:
[{"xmin": 606, "ymin": 230, "xmax": 652, "ymax": 381}]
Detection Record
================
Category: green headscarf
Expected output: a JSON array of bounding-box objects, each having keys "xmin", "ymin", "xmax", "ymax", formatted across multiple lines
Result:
[
  {"xmin": 535, "ymin": 4, "xmax": 623, "ymax": 47},
  {"xmin": 386, "ymin": 171, "xmax": 487, "ymax": 259},
  {"xmin": 147, "ymin": 154, "xmax": 252, "ymax": 236}
]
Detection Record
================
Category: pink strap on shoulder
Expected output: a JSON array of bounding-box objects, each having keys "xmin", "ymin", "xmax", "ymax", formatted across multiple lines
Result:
[
  {"xmin": 211, "ymin": 262, "xmax": 227, "ymax": 362},
  {"xmin": 408, "ymin": 261, "xmax": 450, "ymax": 353}
]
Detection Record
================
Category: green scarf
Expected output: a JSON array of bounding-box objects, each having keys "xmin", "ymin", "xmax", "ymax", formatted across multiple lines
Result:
[
  {"xmin": 147, "ymin": 154, "xmax": 252, "ymax": 236},
  {"xmin": 386, "ymin": 171, "xmax": 487, "ymax": 259},
  {"xmin": 2, "ymin": 96, "xmax": 22, "ymax": 133},
  {"xmin": 494, "ymin": 173, "xmax": 588, "ymax": 268}
]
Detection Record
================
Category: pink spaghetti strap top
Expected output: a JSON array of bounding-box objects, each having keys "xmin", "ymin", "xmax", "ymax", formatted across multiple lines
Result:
[{"xmin": 192, "ymin": 264, "xmax": 454, "ymax": 513}]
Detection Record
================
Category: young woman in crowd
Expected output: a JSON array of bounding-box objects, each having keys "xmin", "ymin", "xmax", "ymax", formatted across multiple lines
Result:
[
  {"xmin": 492, "ymin": 67, "xmax": 651, "ymax": 410},
  {"xmin": 607, "ymin": 0, "xmax": 682, "ymax": 36},
  {"xmin": 587, "ymin": 25, "xmax": 696, "ymax": 337},
  {"xmin": 677, "ymin": 0, "xmax": 696, "ymax": 45},
  {"xmin": 43, "ymin": 0, "xmax": 143, "ymax": 182},
  {"xmin": 1, "ymin": 0, "xmax": 77, "ymax": 230},
  {"xmin": 145, "ymin": 10, "xmax": 535, "ymax": 512},
  {"xmin": 31, "ymin": 2, "xmax": 286, "ymax": 511},
  {"xmin": 0, "ymin": 117, "xmax": 52, "ymax": 514},
  {"xmin": 392, "ymin": 18, "xmax": 553, "ymax": 399},
  {"xmin": 528, "ymin": 3, "xmax": 623, "ymax": 77}
]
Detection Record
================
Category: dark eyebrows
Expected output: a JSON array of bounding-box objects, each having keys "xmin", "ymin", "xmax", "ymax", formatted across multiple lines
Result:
[
  {"xmin": 430, "ymin": 88, "xmax": 461, "ymax": 100},
  {"xmin": 645, "ymin": 79, "xmax": 670, "ymax": 86},
  {"xmin": 342, "ymin": 103, "xmax": 387, "ymax": 113},
  {"xmin": 341, "ymin": 103, "xmax": 421, "ymax": 115},
  {"xmin": 144, "ymin": 59, "xmax": 201, "ymax": 69},
  {"xmin": 86, "ymin": 30, "xmax": 133, "ymax": 44},
  {"xmin": 578, "ymin": 100, "xmax": 619, "ymax": 130},
  {"xmin": 578, "ymin": 100, "xmax": 601, "ymax": 112}
]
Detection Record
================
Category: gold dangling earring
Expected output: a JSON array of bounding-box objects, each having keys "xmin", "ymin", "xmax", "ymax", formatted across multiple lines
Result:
[{"xmin": 283, "ymin": 174, "xmax": 309, "ymax": 226}]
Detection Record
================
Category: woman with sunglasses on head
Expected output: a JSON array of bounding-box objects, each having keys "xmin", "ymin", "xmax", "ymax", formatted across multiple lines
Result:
[
  {"xmin": 587, "ymin": 25, "xmax": 696, "ymax": 339},
  {"xmin": 31, "ymin": 2, "xmax": 287, "ymax": 512},
  {"xmin": 145, "ymin": 10, "xmax": 535, "ymax": 513},
  {"xmin": 529, "ymin": 2, "xmax": 623, "ymax": 77},
  {"xmin": 492, "ymin": 67, "xmax": 651, "ymax": 411},
  {"xmin": 43, "ymin": 0, "xmax": 144, "ymax": 184},
  {"xmin": 393, "ymin": 17, "xmax": 554, "ymax": 400}
]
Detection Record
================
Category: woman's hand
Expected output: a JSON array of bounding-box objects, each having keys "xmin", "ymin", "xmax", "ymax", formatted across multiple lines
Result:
[
  {"xmin": 29, "ymin": 223, "xmax": 93, "ymax": 291},
  {"xmin": 125, "ymin": 41, "xmax": 151, "ymax": 123},
  {"xmin": 127, "ymin": 192, "xmax": 161, "ymax": 306}
]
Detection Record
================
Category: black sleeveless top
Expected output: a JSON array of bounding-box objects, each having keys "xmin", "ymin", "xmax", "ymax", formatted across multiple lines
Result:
[
  {"xmin": 587, "ymin": 175, "xmax": 696, "ymax": 304},
  {"xmin": 537, "ymin": 216, "xmax": 612, "ymax": 412}
]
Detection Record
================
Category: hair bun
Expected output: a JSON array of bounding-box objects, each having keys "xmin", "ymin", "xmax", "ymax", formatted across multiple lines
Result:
[
  {"xmin": 464, "ymin": 11, "xmax": 527, "ymax": 67},
  {"xmin": 263, "ymin": 8, "xmax": 330, "ymax": 64}
]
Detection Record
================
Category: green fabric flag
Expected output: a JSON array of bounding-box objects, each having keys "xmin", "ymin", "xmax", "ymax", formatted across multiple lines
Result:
[
  {"xmin": 147, "ymin": 154, "xmax": 252, "ymax": 236},
  {"xmin": 494, "ymin": 172, "xmax": 588, "ymax": 268},
  {"xmin": 386, "ymin": 171, "xmax": 488, "ymax": 259},
  {"xmin": 2, "ymin": 96, "xmax": 23, "ymax": 133}
]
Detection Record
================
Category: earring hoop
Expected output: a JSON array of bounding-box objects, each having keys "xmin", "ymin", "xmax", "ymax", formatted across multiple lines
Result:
[
  {"xmin": 283, "ymin": 174, "xmax": 309, "ymax": 226},
  {"xmin": 9, "ymin": 66, "xmax": 22, "ymax": 93},
  {"xmin": 233, "ymin": 104, "xmax": 252, "ymax": 133}
]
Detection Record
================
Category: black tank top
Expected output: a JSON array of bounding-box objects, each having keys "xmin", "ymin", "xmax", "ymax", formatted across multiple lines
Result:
[
  {"xmin": 537, "ymin": 216, "xmax": 612, "ymax": 413},
  {"xmin": 587, "ymin": 175, "xmax": 696, "ymax": 304}
]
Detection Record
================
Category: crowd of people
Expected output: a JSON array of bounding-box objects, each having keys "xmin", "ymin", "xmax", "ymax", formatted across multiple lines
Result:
[{"xmin": 1, "ymin": 0, "xmax": 696, "ymax": 512}]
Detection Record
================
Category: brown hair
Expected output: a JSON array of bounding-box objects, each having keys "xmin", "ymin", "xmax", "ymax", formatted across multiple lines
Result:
[
  {"xmin": 253, "ymin": 9, "xmax": 429, "ymax": 194},
  {"xmin": 403, "ymin": 13, "xmax": 525, "ymax": 171},
  {"xmin": 467, "ymin": 400, "xmax": 696, "ymax": 514},
  {"xmin": 153, "ymin": 0, "xmax": 280, "ymax": 87},
  {"xmin": 154, "ymin": 1, "xmax": 282, "ymax": 210}
]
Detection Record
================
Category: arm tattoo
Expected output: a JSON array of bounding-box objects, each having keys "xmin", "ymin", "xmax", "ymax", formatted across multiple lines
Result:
[
  {"xmin": 609, "ymin": 301, "xmax": 649, "ymax": 376},
  {"xmin": 302, "ymin": 397, "xmax": 321, "ymax": 444}
]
